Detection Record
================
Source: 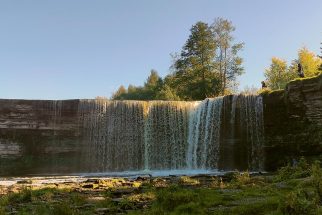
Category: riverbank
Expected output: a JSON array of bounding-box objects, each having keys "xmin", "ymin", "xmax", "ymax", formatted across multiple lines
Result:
[{"xmin": 0, "ymin": 160, "xmax": 321, "ymax": 215}]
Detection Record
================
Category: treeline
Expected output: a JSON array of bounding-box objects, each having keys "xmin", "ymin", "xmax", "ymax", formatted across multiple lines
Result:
[
  {"xmin": 112, "ymin": 18, "xmax": 244, "ymax": 101},
  {"xmin": 112, "ymin": 18, "xmax": 322, "ymax": 99},
  {"xmin": 264, "ymin": 46, "xmax": 322, "ymax": 90}
]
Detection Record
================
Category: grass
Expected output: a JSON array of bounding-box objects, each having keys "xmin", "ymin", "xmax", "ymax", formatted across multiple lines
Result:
[{"xmin": 0, "ymin": 160, "xmax": 321, "ymax": 215}]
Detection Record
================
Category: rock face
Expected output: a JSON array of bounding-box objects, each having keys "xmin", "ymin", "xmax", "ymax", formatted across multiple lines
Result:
[
  {"xmin": 263, "ymin": 75, "xmax": 322, "ymax": 170},
  {"xmin": 0, "ymin": 75, "xmax": 321, "ymax": 175},
  {"xmin": 0, "ymin": 99, "xmax": 84, "ymax": 176}
]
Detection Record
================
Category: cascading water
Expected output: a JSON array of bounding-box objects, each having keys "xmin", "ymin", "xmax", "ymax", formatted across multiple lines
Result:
[
  {"xmin": 144, "ymin": 101, "xmax": 194, "ymax": 170},
  {"xmin": 186, "ymin": 97, "xmax": 223, "ymax": 170},
  {"xmin": 78, "ymin": 100, "xmax": 146, "ymax": 172},
  {"xmin": 78, "ymin": 95, "xmax": 265, "ymax": 173},
  {"xmin": 219, "ymin": 95, "xmax": 264, "ymax": 171},
  {"xmin": 238, "ymin": 95, "xmax": 265, "ymax": 170}
]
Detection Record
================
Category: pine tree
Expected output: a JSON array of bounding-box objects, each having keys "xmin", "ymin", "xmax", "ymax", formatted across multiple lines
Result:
[
  {"xmin": 111, "ymin": 85, "xmax": 127, "ymax": 99},
  {"xmin": 170, "ymin": 21, "xmax": 218, "ymax": 100},
  {"xmin": 169, "ymin": 18, "xmax": 244, "ymax": 100}
]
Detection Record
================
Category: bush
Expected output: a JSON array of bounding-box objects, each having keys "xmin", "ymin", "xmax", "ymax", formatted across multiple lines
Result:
[
  {"xmin": 279, "ymin": 189, "xmax": 317, "ymax": 215},
  {"xmin": 274, "ymin": 157, "xmax": 310, "ymax": 182},
  {"xmin": 311, "ymin": 161, "xmax": 322, "ymax": 203},
  {"xmin": 232, "ymin": 171, "xmax": 252, "ymax": 187}
]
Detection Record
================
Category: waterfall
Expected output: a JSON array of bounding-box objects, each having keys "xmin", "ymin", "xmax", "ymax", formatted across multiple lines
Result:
[
  {"xmin": 78, "ymin": 100, "xmax": 145, "ymax": 172},
  {"xmin": 78, "ymin": 95, "xmax": 264, "ymax": 173},
  {"xmin": 144, "ymin": 101, "xmax": 194, "ymax": 170},
  {"xmin": 238, "ymin": 95, "xmax": 265, "ymax": 170},
  {"xmin": 186, "ymin": 97, "xmax": 223, "ymax": 169},
  {"xmin": 219, "ymin": 95, "xmax": 264, "ymax": 171}
]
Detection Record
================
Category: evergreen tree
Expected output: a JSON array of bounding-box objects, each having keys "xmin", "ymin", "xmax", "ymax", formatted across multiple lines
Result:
[
  {"xmin": 169, "ymin": 21, "xmax": 219, "ymax": 100},
  {"xmin": 112, "ymin": 18, "xmax": 245, "ymax": 101},
  {"xmin": 112, "ymin": 70, "xmax": 163, "ymax": 100},
  {"xmin": 144, "ymin": 70, "xmax": 163, "ymax": 99},
  {"xmin": 111, "ymin": 85, "xmax": 127, "ymax": 100},
  {"xmin": 155, "ymin": 84, "xmax": 180, "ymax": 101}
]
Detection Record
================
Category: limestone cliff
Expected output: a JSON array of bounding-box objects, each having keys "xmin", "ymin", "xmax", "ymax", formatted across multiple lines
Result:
[{"xmin": 263, "ymin": 75, "xmax": 322, "ymax": 170}]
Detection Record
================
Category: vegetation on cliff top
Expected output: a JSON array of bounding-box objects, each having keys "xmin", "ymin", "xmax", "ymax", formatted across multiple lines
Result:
[
  {"xmin": 111, "ymin": 18, "xmax": 321, "ymax": 100},
  {"xmin": 112, "ymin": 18, "xmax": 244, "ymax": 101}
]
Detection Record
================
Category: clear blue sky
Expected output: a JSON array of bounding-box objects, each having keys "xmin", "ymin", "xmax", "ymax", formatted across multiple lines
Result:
[{"xmin": 0, "ymin": 0, "xmax": 321, "ymax": 99}]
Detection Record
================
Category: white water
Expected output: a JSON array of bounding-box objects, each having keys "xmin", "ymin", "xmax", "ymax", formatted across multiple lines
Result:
[{"xmin": 77, "ymin": 95, "xmax": 264, "ymax": 173}]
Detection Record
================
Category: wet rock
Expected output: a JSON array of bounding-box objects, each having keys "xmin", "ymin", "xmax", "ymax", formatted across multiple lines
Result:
[
  {"xmin": 74, "ymin": 203, "xmax": 94, "ymax": 209},
  {"xmin": 95, "ymin": 208, "xmax": 110, "ymax": 214},
  {"xmin": 82, "ymin": 183, "xmax": 99, "ymax": 189},
  {"xmin": 16, "ymin": 180, "xmax": 32, "ymax": 184},
  {"xmin": 111, "ymin": 188, "xmax": 136, "ymax": 197},
  {"xmin": 111, "ymin": 198, "xmax": 123, "ymax": 203},
  {"xmin": 87, "ymin": 196, "xmax": 105, "ymax": 202}
]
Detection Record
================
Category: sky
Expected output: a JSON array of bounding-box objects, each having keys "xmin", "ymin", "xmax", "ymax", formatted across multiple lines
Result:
[{"xmin": 0, "ymin": 0, "xmax": 321, "ymax": 100}]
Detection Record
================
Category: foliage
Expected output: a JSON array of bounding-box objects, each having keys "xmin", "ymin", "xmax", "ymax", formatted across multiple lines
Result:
[
  {"xmin": 264, "ymin": 57, "xmax": 297, "ymax": 90},
  {"xmin": 274, "ymin": 159, "xmax": 322, "ymax": 214},
  {"xmin": 232, "ymin": 171, "xmax": 252, "ymax": 187},
  {"xmin": 298, "ymin": 47, "xmax": 322, "ymax": 77},
  {"xmin": 155, "ymin": 84, "xmax": 181, "ymax": 101},
  {"xmin": 179, "ymin": 176, "xmax": 200, "ymax": 185},
  {"xmin": 274, "ymin": 157, "xmax": 310, "ymax": 182},
  {"xmin": 264, "ymin": 47, "xmax": 322, "ymax": 90},
  {"xmin": 167, "ymin": 21, "xmax": 220, "ymax": 100},
  {"xmin": 311, "ymin": 161, "xmax": 322, "ymax": 202},
  {"xmin": 279, "ymin": 189, "xmax": 317, "ymax": 215},
  {"xmin": 112, "ymin": 18, "xmax": 244, "ymax": 101},
  {"xmin": 112, "ymin": 70, "xmax": 163, "ymax": 100},
  {"xmin": 212, "ymin": 18, "xmax": 244, "ymax": 95},
  {"xmin": 168, "ymin": 18, "xmax": 244, "ymax": 100}
]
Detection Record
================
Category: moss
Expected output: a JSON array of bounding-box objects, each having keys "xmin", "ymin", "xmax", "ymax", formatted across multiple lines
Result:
[
  {"xmin": 289, "ymin": 73, "xmax": 322, "ymax": 83},
  {"xmin": 259, "ymin": 88, "xmax": 284, "ymax": 96}
]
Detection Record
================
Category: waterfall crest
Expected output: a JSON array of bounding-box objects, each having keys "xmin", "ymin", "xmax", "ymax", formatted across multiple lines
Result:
[{"xmin": 78, "ymin": 95, "xmax": 265, "ymax": 172}]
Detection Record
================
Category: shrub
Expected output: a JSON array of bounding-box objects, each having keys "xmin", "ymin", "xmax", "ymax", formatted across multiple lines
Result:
[
  {"xmin": 311, "ymin": 161, "xmax": 322, "ymax": 203},
  {"xmin": 274, "ymin": 157, "xmax": 310, "ymax": 182},
  {"xmin": 279, "ymin": 189, "xmax": 317, "ymax": 215},
  {"xmin": 232, "ymin": 171, "xmax": 252, "ymax": 187}
]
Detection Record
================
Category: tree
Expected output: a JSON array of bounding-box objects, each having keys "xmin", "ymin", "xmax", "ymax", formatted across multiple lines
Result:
[
  {"xmin": 111, "ymin": 70, "xmax": 163, "ymax": 100},
  {"xmin": 111, "ymin": 85, "xmax": 127, "ymax": 100},
  {"xmin": 169, "ymin": 21, "xmax": 219, "ymax": 100},
  {"xmin": 112, "ymin": 18, "xmax": 245, "ymax": 101},
  {"xmin": 319, "ymin": 42, "xmax": 322, "ymax": 71},
  {"xmin": 211, "ymin": 18, "xmax": 244, "ymax": 94},
  {"xmin": 143, "ymin": 70, "xmax": 163, "ymax": 99},
  {"xmin": 298, "ymin": 47, "xmax": 322, "ymax": 77},
  {"xmin": 168, "ymin": 19, "xmax": 244, "ymax": 100},
  {"xmin": 155, "ymin": 84, "xmax": 180, "ymax": 101},
  {"xmin": 264, "ymin": 57, "xmax": 295, "ymax": 90}
]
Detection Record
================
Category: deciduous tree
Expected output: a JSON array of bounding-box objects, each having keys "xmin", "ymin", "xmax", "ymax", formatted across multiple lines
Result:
[
  {"xmin": 264, "ymin": 57, "xmax": 294, "ymax": 90},
  {"xmin": 298, "ymin": 47, "xmax": 322, "ymax": 76},
  {"xmin": 211, "ymin": 18, "xmax": 244, "ymax": 94}
]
